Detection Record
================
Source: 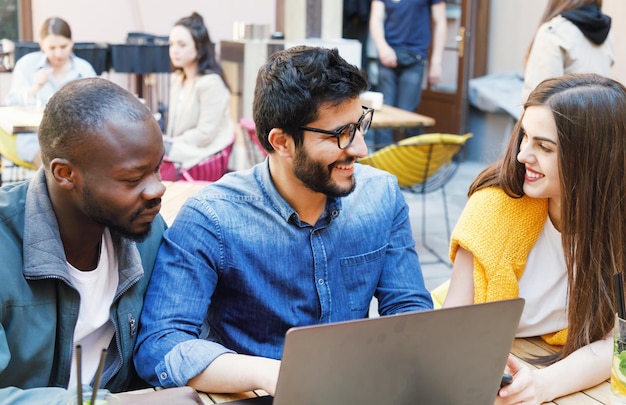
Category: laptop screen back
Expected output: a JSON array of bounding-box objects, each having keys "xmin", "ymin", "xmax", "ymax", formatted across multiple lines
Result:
[{"xmin": 272, "ymin": 298, "xmax": 524, "ymax": 405}]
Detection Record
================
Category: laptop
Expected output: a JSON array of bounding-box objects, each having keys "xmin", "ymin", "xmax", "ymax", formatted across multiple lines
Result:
[{"xmin": 228, "ymin": 298, "xmax": 524, "ymax": 405}]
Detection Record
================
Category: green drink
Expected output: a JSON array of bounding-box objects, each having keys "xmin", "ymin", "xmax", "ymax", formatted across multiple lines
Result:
[{"xmin": 611, "ymin": 314, "xmax": 626, "ymax": 404}]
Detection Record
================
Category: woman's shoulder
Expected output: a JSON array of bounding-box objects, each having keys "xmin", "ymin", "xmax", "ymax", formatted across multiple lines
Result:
[
  {"xmin": 538, "ymin": 15, "xmax": 583, "ymax": 41},
  {"xmin": 454, "ymin": 187, "xmax": 548, "ymax": 250},
  {"xmin": 13, "ymin": 51, "xmax": 44, "ymax": 69},
  {"xmin": 468, "ymin": 187, "xmax": 547, "ymax": 217},
  {"xmin": 196, "ymin": 73, "xmax": 228, "ymax": 90},
  {"xmin": 71, "ymin": 55, "xmax": 97, "ymax": 75}
]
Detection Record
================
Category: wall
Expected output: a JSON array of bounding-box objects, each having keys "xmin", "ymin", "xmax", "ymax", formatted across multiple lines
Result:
[
  {"xmin": 9, "ymin": 0, "xmax": 626, "ymax": 81},
  {"xmin": 14, "ymin": 0, "xmax": 626, "ymax": 83},
  {"xmin": 3, "ymin": 1, "xmax": 625, "ymax": 115},
  {"xmin": 32, "ymin": 0, "xmax": 277, "ymax": 45}
]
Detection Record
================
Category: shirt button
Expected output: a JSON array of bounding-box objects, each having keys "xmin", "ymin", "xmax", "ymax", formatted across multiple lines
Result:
[
  {"xmin": 318, "ymin": 279, "xmax": 324, "ymax": 285},
  {"xmin": 160, "ymin": 372, "xmax": 167, "ymax": 380},
  {"xmin": 331, "ymin": 210, "xmax": 339, "ymax": 217}
]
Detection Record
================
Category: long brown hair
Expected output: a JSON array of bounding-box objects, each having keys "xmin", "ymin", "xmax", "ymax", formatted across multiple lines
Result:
[
  {"xmin": 471, "ymin": 73, "xmax": 626, "ymax": 364},
  {"xmin": 524, "ymin": 0, "xmax": 602, "ymax": 66}
]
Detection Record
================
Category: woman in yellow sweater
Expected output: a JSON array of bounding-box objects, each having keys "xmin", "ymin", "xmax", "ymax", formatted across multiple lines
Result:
[{"xmin": 444, "ymin": 73, "xmax": 626, "ymax": 403}]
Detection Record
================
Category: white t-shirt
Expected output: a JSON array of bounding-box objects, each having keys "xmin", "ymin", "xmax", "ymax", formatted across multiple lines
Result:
[
  {"xmin": 517, "ymin": 217, "xmax": 568, "ymax": 337},
  {"xmin": 68, "ymin": 228, "xmax": 118, "ymax": 387}
]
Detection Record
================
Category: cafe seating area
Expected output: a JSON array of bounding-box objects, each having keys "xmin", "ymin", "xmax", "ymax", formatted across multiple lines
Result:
[{"xmin": 0, "ymin": 24, "xmax": 615, "ymax": 403}]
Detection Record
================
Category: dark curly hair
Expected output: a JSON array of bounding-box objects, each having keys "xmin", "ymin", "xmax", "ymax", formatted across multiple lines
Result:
[{"xmin": 252, "ymin": 46, "xmax": 368, "ymax": 153}]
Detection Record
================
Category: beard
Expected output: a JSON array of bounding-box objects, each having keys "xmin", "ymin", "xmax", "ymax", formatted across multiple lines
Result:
[
  {"xmin": 293, "ymin": 146, "xmax": 356, "ymax": 197},
  {"xmin": 82, "ymin": 183, "xmax": 157, "ymax": 242}
]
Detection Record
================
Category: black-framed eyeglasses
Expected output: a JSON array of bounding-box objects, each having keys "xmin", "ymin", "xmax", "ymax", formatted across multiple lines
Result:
[{"xmin": 299, "ymin": 106, "xmax": 374, "ymax": 150}]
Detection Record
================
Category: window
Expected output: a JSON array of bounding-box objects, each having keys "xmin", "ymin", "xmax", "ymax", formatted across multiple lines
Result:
[{"xmin": 0, "ymin": 0, "xmax": 32, "ymax": 41}]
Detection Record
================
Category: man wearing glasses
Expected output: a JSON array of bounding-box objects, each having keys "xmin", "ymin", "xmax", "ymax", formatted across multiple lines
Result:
[{"xmin": 135, "ymin": 46, "xmax": 433, "ymax": 396}]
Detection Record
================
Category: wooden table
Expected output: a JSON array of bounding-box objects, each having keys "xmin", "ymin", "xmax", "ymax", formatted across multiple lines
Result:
[
  {"xmin": 0, "ymin": 107, "xmax": 41, "ymax": 184},
  {"xmin": 161, "ymin": 181, "xmax": 209, "ymax": 225},
  {"xmin": 512, "ymin": 337, "xmax": 609, "ymax": 404},
  {"xmin": 160, "ymin": 181, "xmax": 208, "ymax": 225},
  {"xmin": 370, "ymin": 104, "xmax": 435, "ymax": 130},
  {"xmin": 122, "ymin": 387, "xmax": 266, "ymax": 404},
  {"xmin": 0, "ymin": 105, "xmax": 42, "ymax": 133},
  {"xmin": 123, "ymin": 337, "xmax": 609, "ymax": 403}
]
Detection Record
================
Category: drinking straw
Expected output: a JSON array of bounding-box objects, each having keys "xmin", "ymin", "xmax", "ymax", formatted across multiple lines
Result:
[
  {"xmin": 76, "ymin": 345, "xmax": 82, "ymax": 405},
  {"xmin": 615, "ymin": 272, "xmax": 625, "ymax": 320},
  {"xmin": 90, "ymin": 348, "xmax": 107, "ymax": 405}
]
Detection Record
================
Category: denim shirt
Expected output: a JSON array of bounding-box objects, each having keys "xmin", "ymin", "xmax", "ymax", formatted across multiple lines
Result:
[{"xmin": 134, "ymin": 160, "xmax": 433, "ymax": 387}]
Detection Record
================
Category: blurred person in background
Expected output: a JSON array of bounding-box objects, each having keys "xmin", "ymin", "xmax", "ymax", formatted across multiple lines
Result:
[
  {"xmin": 5, "ymin": 16, "xmax": 96, "ymax": 168},
  {"xmin": 163, "ymin": 11, "xmax": 234, "ymax": 170},
  {"xmin": 521, "ymin": 0, "xmax": 613, "ymax": 101},
  {"xmin": 369, "ymin": 0, "xmax": 446, "ymax": 149}
]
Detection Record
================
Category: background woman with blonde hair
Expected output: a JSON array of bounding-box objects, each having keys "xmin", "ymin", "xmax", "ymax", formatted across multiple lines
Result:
[
  {"xmin": 521, "ymin": 0, "xmax": 613, "ymax": 101},
  {"xmin": 444, "ymin": 73, "xmax": 626, "ymax": 403},
  {"xmin": 6, "ymin": 17, "xmax": 96, "ymax": 107},
  {"xmin": 5, "ymin": 17, "xmax": 96, "ymax": 167}
]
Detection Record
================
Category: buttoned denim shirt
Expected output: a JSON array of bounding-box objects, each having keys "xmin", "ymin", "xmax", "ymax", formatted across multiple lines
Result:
[{"xmin": 134, "ymin": 160, "xmax": 433, "ymax": 387}]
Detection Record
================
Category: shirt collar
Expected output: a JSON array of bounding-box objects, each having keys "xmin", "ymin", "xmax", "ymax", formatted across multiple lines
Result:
[
  {"xmin": 34, "ymin": 51, "xmax": 77, "ymax": 70},
  {"xmin": 254, "ymin": 158, "xmax": 342, "ymax": 226}
]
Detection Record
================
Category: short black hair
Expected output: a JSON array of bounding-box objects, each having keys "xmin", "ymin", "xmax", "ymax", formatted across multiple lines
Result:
[{"xmin": 38, "ymin": 77, "xmax": 153, "ymax": 167}]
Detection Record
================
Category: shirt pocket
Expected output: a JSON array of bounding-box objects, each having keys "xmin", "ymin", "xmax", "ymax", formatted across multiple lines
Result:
[{"xmin": 340, "ymin": 245, "xmax": 386, "ymax": 311}]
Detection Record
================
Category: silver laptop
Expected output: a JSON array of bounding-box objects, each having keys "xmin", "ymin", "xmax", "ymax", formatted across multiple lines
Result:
[{"xmin": 228, "ymin": 298, "xmax": 524, "ymax": 405}]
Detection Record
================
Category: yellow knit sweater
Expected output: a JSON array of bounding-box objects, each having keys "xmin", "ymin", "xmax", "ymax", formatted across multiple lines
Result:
[{"xmin": 449, "ymin": 187, "xmax": 567, "ymax": 345}]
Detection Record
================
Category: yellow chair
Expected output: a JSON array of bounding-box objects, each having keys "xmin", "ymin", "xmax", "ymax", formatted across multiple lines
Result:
[
  {"xmin": 358, "ymin": 133, "xmax": 472, "ymax": 265},
  {"xmin": 0, "ymin": 127, "xmax": 37, "ymax": 186}
]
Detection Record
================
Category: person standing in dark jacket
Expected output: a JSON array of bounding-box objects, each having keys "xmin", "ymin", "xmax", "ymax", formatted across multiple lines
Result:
[{"xmin": 522, "ymin": 0, "xmax": 614, "ymax": 101}]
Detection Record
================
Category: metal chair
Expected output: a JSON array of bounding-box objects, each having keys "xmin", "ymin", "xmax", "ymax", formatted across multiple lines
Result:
[
  {"xmin": 0, "ymin": 127, "xmax": 38, "ymax": 186},
  {"xmin": 239, "ymin": 118, "xmax": 267, "ymax": 167},
  {"xmin": 358, "ymin": 133, "xmax": 472, "ymax": 266}
]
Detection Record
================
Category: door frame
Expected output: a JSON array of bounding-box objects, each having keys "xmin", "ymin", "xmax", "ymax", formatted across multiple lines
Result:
[{"xmin": 417, "ymin": 0, "xmax": 489, "ymax": 134}]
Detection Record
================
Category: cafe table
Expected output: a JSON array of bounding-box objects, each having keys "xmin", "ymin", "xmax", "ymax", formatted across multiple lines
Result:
[
  {"xmin": 160, "ymin": 180, "xmax": 209, "ymax": 225},
  {"xmin": 121, "ymin": 387, "xmax": 266, "ymax": 404},
  {"xmin": 511, "ymin": 337, "xmax": 609, "ymax": 404},
  {"xmin": 0, "ymin": 106, "xmax": 42, "ymax": 158},
  {"xmin": 370, "ymin": 104, "xmax": 435, "ymax": 131},
  {"xmin": 123, "ymin": 336, "xmax": 609, "ymax": 404}
]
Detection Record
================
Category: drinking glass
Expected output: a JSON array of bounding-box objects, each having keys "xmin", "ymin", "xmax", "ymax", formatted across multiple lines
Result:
[
  {"xmin": 66, "ymin": 388, "xmax": 122, "ymax": 405},
  {"xmin": 611, "ymin": 314, "xmax": 626, "ymax": 404}
]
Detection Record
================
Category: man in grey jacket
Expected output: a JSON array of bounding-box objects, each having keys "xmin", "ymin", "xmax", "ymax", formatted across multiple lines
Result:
[{"xmin": 0, "ymin": 78, "xmax": 200, "ymax": 404}]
